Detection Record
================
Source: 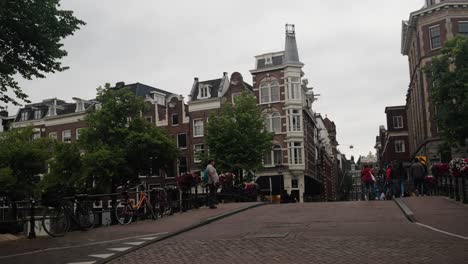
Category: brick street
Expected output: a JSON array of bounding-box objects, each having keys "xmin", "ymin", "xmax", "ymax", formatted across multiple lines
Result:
[{"xmin": 111, "ymin": 200, "xmax": 468, "ymax": 264}]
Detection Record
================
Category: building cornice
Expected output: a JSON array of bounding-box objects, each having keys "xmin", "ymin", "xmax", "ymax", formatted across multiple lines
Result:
[{"xmin": 401, "ymin": 1, "xmax": 468, "ymax": 55}]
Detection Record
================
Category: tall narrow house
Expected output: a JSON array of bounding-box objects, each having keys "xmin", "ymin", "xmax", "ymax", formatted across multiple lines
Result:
[{"xmin": 250, "ymin": 25, "xmax": 320, "ymax": 202}]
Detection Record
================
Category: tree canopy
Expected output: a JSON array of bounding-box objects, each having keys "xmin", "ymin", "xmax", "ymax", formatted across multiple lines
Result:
[
  {"xmin": 79, "ymin": 86, "xmax": 178, "ymax": 192},
  {"xmin": 0, "ymin": 0, "xmax": 85, "ymax": 107},
  {"xmin": 425, "ymin": 36, "xmax": 468, "ymax": 147},
  {"xmin": 206, "ymin": 92, "xmax": 273, "ymax": 176},
  {"xmin": 0, "ymin": 128, "xmax": 53, "ymax": 200}
]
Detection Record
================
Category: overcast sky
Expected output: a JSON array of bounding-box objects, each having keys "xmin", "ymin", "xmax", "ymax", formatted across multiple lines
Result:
[{"xmin": 9, "ymin": 0, "xmax": 425, "ymax": 159}]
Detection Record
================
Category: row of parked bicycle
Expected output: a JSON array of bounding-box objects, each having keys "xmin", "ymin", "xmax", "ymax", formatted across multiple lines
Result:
[{"xmin": 42, "ymin": 184, "xmax": 182, "ymax": 237}]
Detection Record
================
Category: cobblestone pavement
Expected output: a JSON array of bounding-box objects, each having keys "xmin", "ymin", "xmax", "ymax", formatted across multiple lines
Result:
[
  {"xmin": 402, "ymin": 196, "xmax": 468, "ymax": 237},
  {"xmin": 0, "ymin": 202, "xmax": 259, "ymax": 264},
  {"xmin": 111, "ymin": 201, "xmax": 468, "ymax": 264}
]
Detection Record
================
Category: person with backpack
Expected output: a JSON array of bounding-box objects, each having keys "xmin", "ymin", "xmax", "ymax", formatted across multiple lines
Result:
[
  {"xmin": 205, "ymin": 159, "xmax": 219, "ymax": 209},
  {"xmin": 410, "ymin": 157, "xmax": 426, "ymax": 196}
]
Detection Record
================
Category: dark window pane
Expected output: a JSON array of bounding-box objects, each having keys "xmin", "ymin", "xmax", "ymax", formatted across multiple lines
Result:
[
  {"xmin": 172, "ymin": 114, "xmax": 179, "ymax": 125},
  {"xmin": 178, "ymin": 134, "xmax": 187, "ymax": 148}
]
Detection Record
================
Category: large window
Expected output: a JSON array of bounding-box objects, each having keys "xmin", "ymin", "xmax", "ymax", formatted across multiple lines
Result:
[
  {"xmin": 177, "ymin": 134, "xmax": 187, "ymax": 149},
  {"xmin": 21, "ymin": 111, "xmax": 28, "ymax": 121},
  {"xmin": 264, "ymin": 145, "xmax": 283, "ymax": 166},
  {"xmin": 179, "ymin": 157, "xmax": 187, "ymax": 174},
  {"xmin": 264, "ymin": 112, "xmax": 281, "ymax": 133},
  {"xmin": 429, "ymin": 25, "xmax": 441, "ymax": 50},
  {"xmin": 49, "ymin": 132, "xmax": 57, "ymax": 140},
  {"xmin": 193, "ymin": 119, "xmax": 204, "ymax": 137},
  {"xmin": 289, "ymin": 142, "xmax": 303, "ymax": 165},
  {"xmin": 289, "ymin": 109, "xmax": 302, "ymax": 132},
  {"xmin": 259, "ymin": 81, "xmax": 280, "ymax": 104},
  {"xmin": 62, "ymin": 130, "xmax": 72, "ymax": 143},
  {"xmin": 395, "ymin": 140, "xmax": 405, "ymax": 153},
  {"xmin": 155, "ymin": 94, "xmax": 165, "ymax": 105},
  {"xmin": 393, "ymin": 116, "xmax": 403, "ymax": 129},
  {"xmin": 459, "ymin": 22, "xmax": 468, "ymax": 35},
  {"xmin": 172, "ymin": 113, "xmax": 179, "ymax": 126},
  {"xmin": 289, "ymin": 77, "xmax": 301, "ymax": 100},
  {"xmin": 193, "ymin": 144, "xmax": 204, "ymax": 163},
  {"xmin": 34, "ymin": 110, "xmax": 42, "ymax": 120}
]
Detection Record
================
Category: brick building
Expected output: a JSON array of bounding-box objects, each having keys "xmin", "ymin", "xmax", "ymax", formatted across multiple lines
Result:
[
  {"xmin": 250, "ymin": 24, "xmax": 321, "ymax": 202},
  {"xmin": 401, "ymin": 0, "xmax": 468, "ymax": 163},
  {"xmin": 187, "ymin": 72, "xmax": 253, "ymax": 172},
  {"xmin": 379, "ymin": 106, "xmax": 411, "ymax": 167}
]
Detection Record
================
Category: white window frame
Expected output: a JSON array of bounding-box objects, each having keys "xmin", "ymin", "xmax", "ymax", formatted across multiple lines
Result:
[
  {"xmin": 34, "ymin": 110, "xmax": 42, "ymax": 120},
  {"xmin": 172, "ymin": 113, "xmax": 179, "ymax": 126},
  {"xmin": 32, "ymin": 132, "xmax": 41, "ymax": 140},
  {"xmin": 259, "ymin": 81, "xmax": 280, "ymax": 104},
  {"xmin": 177, "ymin": 133, "xmax": 187, "ymax": 149},
  {"xmin": 76, "ymin": 128, "xmax": 84, "ymax": 140},
  {"xmin": 395, "ymin": 140, "xmax": 405, "ymax": 153},
  {"xmin": 429, "ymin": 25, "xmax": 441, "ymax": 50},
  {"xmin": 289, "ymin": 77, "xmax": 301, "ymax": 100},
  {"xmin": 271, "ymin": 112, "xmax": 281, "ymax": 133},
  {"xmin": 193, "ymin": 119, "xmax": 204, "ymax": 137},
  {"xmin": 155, "ymin": 94, "xmax": 165, "ymax": 105},
  {"xmin": 289, "ymin": 142, "xmax": 303, "ymax": 165},
  {"xmin": 459, "ymin": 21, "xmax": 468, "ymax": 35},
  {"xmin": 62, "ymin": 130, "xmax": 72, "ymax": 143},
  {"xmin": 49, "ymin": 132, "xmax": 57, "ymax": 140},
  {"xmin": 178, "ymin": 156, "xmax": 188, "ymax": 174},
  {"xmin": 145, "ymin": 116, "xmax": 153, "ymax": 124},
  {"xmin": 21, "ymin": 111, "xmax": 28, "ymax": 121},
  {"xmin": 193, "ymin": 144, "xmax": 204, "ymax": 163},
  {"xmin": 393, "ymin": 116, "xmax": 403, "ymax": 129},
  {"xmin": 263, "ymin": 145, "xmax": 283, "ymax": 166},
  {"xmin": 199, "ymin": 85, "xmax": 210, "ymax": 99},
  {"xmin": 289, "ymin": 109, "xmax": 302, "ymax": 132},
  {"xmin": 231, "ymin": 92, "xmax": 241, "ymax": 104}
]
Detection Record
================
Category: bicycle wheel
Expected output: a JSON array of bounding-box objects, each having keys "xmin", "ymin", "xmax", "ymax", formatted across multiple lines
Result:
[
  {"xmin": 42, "ymin": 206, "xmax": 70, "ymax": 237},
  {"xmin": 76, "ymin": 202, "xmax": 96, "ymax": 231},
  {"xmin": 115, "ymin": 201, "xmax": 133, "ymax": 225}
]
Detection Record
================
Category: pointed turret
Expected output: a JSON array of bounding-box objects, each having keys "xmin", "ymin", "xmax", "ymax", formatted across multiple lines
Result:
[{"xmin": 284, "ymin": 24, "xmax": 303, "ymax": 66}]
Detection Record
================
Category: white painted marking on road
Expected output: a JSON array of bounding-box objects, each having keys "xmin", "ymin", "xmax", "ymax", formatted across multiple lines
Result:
[
  {"xmin": 416, "ymin": 222, "xmax": 468, "ymax": 240},
  {"xmin": 0, "ymin": 232, "xmax": 168, "ymax": 260},
  {"xmin": 108, "ymin": 247, "xmax": 132, "ymax": 252},
  {"xmin": 67, "ymin": 262, "xmax": 96, "ymax": 264},
  {"xmin": 138, "ymin": 236, "xmax": 158, "ymax": 240},
  {"xmin": 89, "ymin": 253, "xmax": 115, "ymax": 259},
  {"xmin": 124, "ymin": 241, "xmax": 145, "ymax": 246}
]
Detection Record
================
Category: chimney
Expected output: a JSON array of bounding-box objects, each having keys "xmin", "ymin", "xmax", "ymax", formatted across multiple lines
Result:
[
  {"xmin": 115, "ymin": 82, "xmax": 125, "ymax": 88},
  {"xmin": 0, "ymin": 110, "xmax": 7, "ymax": 117},
  {"xmin": 223, "ymin": 72, "xmax": 228, "ymax": 77},
  {"xmin": 194, "ymin": 77, "xmax": 198, "ymax": 82}
]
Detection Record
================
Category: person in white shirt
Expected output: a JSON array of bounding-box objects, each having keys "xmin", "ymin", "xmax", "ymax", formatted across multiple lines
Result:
[{"xmin": 206, "ymin": 159, "xmax": 219, "ymax": 209}]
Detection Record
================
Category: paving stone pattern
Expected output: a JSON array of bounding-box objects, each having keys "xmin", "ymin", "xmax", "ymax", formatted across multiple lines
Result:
[{"xmin": 111, "ymin": 201, "xmax": 468, "ymax": 264}]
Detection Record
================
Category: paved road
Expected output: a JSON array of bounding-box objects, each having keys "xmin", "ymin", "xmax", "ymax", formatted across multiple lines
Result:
[
  {"xmin": 0, "ymin": 203, "xmax": 259, "ymax": 264},
  {"xmin": 111, "ymin": 201, "xmax": 468, "ymax": 264}
]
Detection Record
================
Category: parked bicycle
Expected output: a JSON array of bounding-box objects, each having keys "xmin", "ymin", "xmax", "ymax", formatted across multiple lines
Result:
[
  {"xmin": 41, "ymin": 194, "xmax": 96, "ymax": 237},
  {"xmin": 115, "ymin": 184, "xmax": 157, "ymax": 225},
  {"xmin": 152, "ymin": 187, "xmax": 173, "ymax": 218}
]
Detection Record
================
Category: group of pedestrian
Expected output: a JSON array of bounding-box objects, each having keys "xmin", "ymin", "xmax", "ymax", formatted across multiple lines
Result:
[{"xmin": 361, "ymin": 158, "xmax": 427, "ymax": 201}]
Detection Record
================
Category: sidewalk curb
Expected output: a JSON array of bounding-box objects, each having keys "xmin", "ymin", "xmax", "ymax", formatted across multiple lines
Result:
[
  {"xmin": 99, "ymin": 203, "xmax": 266, "ymax": 264},
  {"xmin": 394, "ymin": 198, "xmax": 415, "ymax": 223}
]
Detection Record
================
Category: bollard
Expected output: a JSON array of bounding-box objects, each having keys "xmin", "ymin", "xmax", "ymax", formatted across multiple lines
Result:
[
  {"xmin": 463, "ymin": 176, "xmax": 467, "ymax": 204},
  {"xmin": 28, "ymin": 199, "xmax": 36, "ymax": 239},
  {"xmin": 455, "ymin": 177, "xmax": 461, "ymax": 201}
]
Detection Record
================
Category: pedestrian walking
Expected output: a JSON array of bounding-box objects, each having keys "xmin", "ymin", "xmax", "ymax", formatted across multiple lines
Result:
[
  {"xmin": 410, "ymin": 158, "xmax": 426, "ymax": 196},
  {"xmin": 385, "ymin": 164, "xmax": 394, "ymax": 199},
  {"xmin": 395, "ymin": 162, "xmax": 407, "ymax": 197},
  {"xmin": 361, "ymin": 165, "xmax": 374, "ymax": 201},
  {"xmin": 206, "ymin": 159, "xmax": 219, "ymax": 209}
]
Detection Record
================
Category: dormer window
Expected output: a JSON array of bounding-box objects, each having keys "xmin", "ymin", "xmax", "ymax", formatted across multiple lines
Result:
[
  {"xmin": 21, "ymin": 111, "xmax": 29, "ymax": 121},
  {"xmin": 265, "ymin": 56, "xmax": 272, "ymax": 65},
  {"xmin": 34, "ymin": 110, "xmax": 42, "ymax": 119},
  {"xmin": 154, "ymin": 94, "xmax": 165, "ymax": 105},
  {"xmin": 76, "ymin": 101, "xmax": 85, "ymax": 112},
  {"xmin": 199, "ymin": 84, "xmax": 210, "ymax": 99}
]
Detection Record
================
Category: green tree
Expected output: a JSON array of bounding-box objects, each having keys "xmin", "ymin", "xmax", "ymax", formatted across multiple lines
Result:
[
  {"xmin": 79, "ymin": 86, "xmax": 178, "ymax": 193},
  {"xmin": 40, "ymin": 142, "xmax": 84, "ymax": 197},
  {"xmin": 425, "ymin": 36, "xmax": 468, "ymax": 147},
  {"xmin": 0, "ymin": 128, "xmax": 52, "ymax": 200},
  {"xmin": 206, "ymin": 92, "xmax": 273, "ymax": 180},
  {"xmin": 0, "ymin": 0, "xmax": 85, "ymax": 107}
]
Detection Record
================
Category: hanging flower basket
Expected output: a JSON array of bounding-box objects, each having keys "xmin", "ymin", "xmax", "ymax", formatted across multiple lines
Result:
[{"xmin": 449, "ymin": 158, "xmax": 468, "ymax": 177}]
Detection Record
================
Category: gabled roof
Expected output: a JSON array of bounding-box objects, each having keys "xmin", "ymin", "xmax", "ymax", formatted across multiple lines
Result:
[{"xmin": 118, "ymin": 82, "xmax": 171, "ymax": 98}]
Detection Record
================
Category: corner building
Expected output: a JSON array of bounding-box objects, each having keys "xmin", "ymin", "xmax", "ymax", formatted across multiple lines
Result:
[
  {"xmin": 401, "ymin": 0, "xmax": 468, "ymax": 163},
  {"xmin": 250, "ymin": 25, "xmax": 321, "ymax": 202}
]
